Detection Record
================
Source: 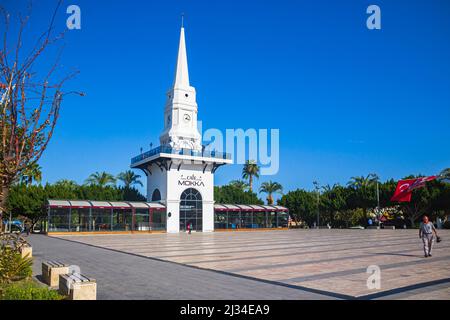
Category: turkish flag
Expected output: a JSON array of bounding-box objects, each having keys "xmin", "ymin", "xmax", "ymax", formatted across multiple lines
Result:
[
  {"xmin": 391, "ymin": 179, "xmax": 416, "ymax": 202},
  {"xmin": 391, "ymin": 176, "xmax": 437, "ymax": 202}
]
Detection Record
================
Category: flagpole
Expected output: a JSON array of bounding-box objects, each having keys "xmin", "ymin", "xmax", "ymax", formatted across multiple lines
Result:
[{"xmin": 377, "ymin": 181, "xmax": 380, "ymax": 209}]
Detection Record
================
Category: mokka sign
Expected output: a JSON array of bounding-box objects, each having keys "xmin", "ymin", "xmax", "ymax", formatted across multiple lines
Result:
[{"xmin": 178, "ymin": 174, "xmax": 205, "ymax": 187}]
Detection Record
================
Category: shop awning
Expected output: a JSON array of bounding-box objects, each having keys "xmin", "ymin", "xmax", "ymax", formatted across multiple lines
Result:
[{"xmin": 47, "ymin": 200, "xmax": 288, "ymax": 212}]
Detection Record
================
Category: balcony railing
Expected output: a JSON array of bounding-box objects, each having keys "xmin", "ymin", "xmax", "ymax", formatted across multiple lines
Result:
[{"xmin": 131, "ymin": 146, "xmax": 232, "ymax": 165}]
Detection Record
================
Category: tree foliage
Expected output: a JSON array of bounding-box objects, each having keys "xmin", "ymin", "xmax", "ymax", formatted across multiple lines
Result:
[
  {"xmin": 0, "ymin": 1, "xmax": 82, "ymax": 229},
  {"xmin": 242, "ymin": 160, "xmax": 260, "ymax": 192},
  {"xmin": 279, "ymin": 175, "xmax": 450, "ymax": 228},
  {"xmin": 214, "ymin": 185, "xmax": 263, "ymax": 205},
  {"xmin": 259, "ymin": 181, "xmax": 283, "ymax": 205},
  {"xmin": 117, "ymin": 170, "xmax": 143, "ymax": 188}
]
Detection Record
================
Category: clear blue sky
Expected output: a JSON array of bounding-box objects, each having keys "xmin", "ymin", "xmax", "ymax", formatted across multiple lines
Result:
[{"xmin": 5, "ymin": 0, "xmax": 450, "ymax": 200}]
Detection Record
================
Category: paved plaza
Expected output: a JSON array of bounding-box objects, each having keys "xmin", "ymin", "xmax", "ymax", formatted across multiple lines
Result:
[{"xmin": 29, "ymin": 229, "xmax": 450, "ymax": 299}]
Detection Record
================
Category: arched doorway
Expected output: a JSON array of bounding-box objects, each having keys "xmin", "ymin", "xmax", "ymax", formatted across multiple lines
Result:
[
  {"xmin": 179, "ymin": 188, "xmax": 202, "ymax": 232},
  {"xmin": 151, "ymin": 189, "xmax": 161, "ymax": 201}
]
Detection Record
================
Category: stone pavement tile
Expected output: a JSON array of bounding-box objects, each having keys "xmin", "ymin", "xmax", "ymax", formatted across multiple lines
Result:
[
  {"xmin": 28, "ymin": 234, "xmax": 333, "ymax": 300},
  {"xmin": 52, "ymin": 229, "xmax": 450, "ymax": 300}
]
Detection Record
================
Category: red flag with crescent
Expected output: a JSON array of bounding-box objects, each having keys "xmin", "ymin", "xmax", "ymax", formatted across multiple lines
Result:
[
  {"xmin": 391, "ymin": 179, "xmax": 416, "ymax": 202},
  {"xmin": 391, "ymin": 176, "xmax": 437, "ymax": 202}
]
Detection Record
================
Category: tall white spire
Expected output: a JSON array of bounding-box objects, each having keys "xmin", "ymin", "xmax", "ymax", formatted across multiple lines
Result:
[
  {"xmin": 173, "ymin": 27, "xmax": 190, "ymax": 88},
  {"xmin": 159, "ymin": 23, "xmax": 202, "ymax": 152}
]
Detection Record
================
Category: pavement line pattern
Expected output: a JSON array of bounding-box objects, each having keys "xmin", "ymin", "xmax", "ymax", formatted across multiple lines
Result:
[
  {"xmin": 28, "ymin": 234, "xmax": 336, "ymax": 300},
  {"xmin": 56, "ymin": 229, "xmax": 450, "ymax": 299}
]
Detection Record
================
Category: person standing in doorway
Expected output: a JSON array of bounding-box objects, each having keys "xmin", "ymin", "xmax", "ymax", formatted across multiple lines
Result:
[
  {"xmin": 419, "ymin": 215, "xmax": 439, "ymax": 258},
  {"xmin": 187, "ymin": 221, "xmax": 191, "ymax": 234}
]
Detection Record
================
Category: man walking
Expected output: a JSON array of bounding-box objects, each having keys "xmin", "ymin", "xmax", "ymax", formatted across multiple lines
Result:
[{"xmin": 419, "ymin": 215, "xmax": 439, "ymax": 258}]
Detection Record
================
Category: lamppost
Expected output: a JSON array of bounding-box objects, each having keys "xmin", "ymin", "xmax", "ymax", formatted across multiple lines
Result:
[
  {"xmin": 376, "ymin": 181, "xmax": 380, "ymax": 226},
  {"xmin": 313, "ymin": 181, "xmax": 320, "ymax": 228}
]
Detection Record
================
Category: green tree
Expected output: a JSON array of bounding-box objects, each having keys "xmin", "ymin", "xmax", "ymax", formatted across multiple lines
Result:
[
  {"xmin": 119, "ymin": 186, "xmax": 147, "ymax": 202},
  {"xmin": 117, "ymin": 170, "xmax": 143, "ymax": 189},
  {"xmin": 214, "ymin": 185, "xmax": 263, "ymax": 205},
  {"xmin": 278, "ymin": 189, "xmax": 317, "ymax": 226},
  {"xmin": 259, "ymin": 181, "xmax": 283, "ymax": 205},
  {"xmin": 347, "ymin": 173, "xmax": 379, "ymax": 189},
  {"xmin": 229, "ymin": 180, "xmax": 249, "ymax": 192},
  {"xmin": 319, "ymin": 184, "xmax": 347, "ymax": 226},
  {"xmin": 84, "ymin": 172, "xmax": 116, "ymax": 187},
  {"xmin": 19, "ymin": 162, "xmax": 42, "ymax": 186},
  {"xmin": 242, "ymin": 160, "xmax": 260, "ymax": 192},
  {"xmin": 398, "ymin": 178, "xmax": 447, "ymax": 227},
  {"xmin": 54, "ymin": 179, "xmax": 78, "ymax": 191},
  {"xmin": 346, "ymin": 173, "xmax": 379, "ymax": 223},
  {"xmin": 6, "ymin": 184, "xmax": 47, "ymax": 230}
]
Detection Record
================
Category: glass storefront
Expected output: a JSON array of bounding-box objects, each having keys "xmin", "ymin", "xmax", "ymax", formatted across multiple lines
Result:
[
  {"xmin": 134, "ymin": 208, "xmax": 150, "ymax": 231},
  {"xmin": 228, "ymin": 211, "xmax": 241, "ymax": 229},
  {"xmin": 112, "ymin": 209, "xmax": 133, "ymax": 231},
  {"xmin": 48, "ymin": 207, "xmax": 70, "ymax": 232},
  {"xmin": 92, "ymin": 208, "xmax": 113, "ymax": 231},
  {"xmin": 278, "ymin": 211, "xmax": 289, "ymax": 228},
  {"xmin": 151, "ymin": 209, "xmax": 166, "ymax": 231},
  {"xmin": 253, "ymin": 212, "xmax": 267, "ymax": 228},
  {"xmin": 214, "ymin": 211, "xmax": 228, "ymax": 229},
  {"xmin": 70, "ymin": 208, "xmax": 91, "ymax": 232},
  {"xmin": 47, "ymin": 201, "xmax": 167, "ymax": 233},
  {"xmin": 214, "ymin": 210, "xmax": 289, "ymax": 230},
  {"xmin": 47, "ymin": 200, "xmax": 287, "ymax": 233}
]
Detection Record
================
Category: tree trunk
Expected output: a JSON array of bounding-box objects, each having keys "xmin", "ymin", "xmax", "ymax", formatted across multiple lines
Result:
[
  {"xmin": 249, "ymin": 175, "xmax": 253, "ymax": 192},
  {"xmin": 267, "ymin": 194, "xmax": 273, "ymax": 205},
  {"xmin": 409, "ymin": 217, "xmax": 416, "ymax": 229},
  {"xmin": 0, "ymin": 185, "xmax": 10, "ymax": 232}
]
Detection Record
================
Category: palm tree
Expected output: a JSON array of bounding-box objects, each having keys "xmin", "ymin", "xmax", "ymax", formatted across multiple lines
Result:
[
  {"xmin": 259, "ymin": 181, "xmax": 283, "ymax": 205},
  {"xmin": 20, "ymin": 162, "xmax": 42, "ymax": 185},
  {"xmin": 117, "ymin": 170, "xmax": 143, "ymax": 188},
  {"xmin": 242, "ymin": 160, "xmax": 260, "ymax": 192},
  {"xmin": 54, "ymin": 179, "xmax": 79, "ymax": 190},
  {"xmin": 84, "ymin": 171, "xmax": 116, "ymax": 187},
  {"xmin": 229, "ymin": 180, "xmax": 249, "ymax": 191},
  {"xmin": 347, "ymin": 173, "xmax": 379, "ymax": 189}
]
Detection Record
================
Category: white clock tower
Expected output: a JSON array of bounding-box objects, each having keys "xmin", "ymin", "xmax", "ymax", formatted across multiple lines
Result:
[
  {"xmin": 159, "ymin": 26, "xmax": 202, "ymax": 152},
  {"xmin": 131, "ymin": 24, "xmax": 232, "ymax": 233}
]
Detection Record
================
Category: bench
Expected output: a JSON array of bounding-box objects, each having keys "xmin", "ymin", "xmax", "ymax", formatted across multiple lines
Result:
[
  {"xmin": 19, "ymin": 245, "xmax": 32, "ymax": 259},
  {"xmin": 42, "ymin": 261, "xmax": 69, "ymax": 287},
  {"xmin": 59, "ymin": 273, "xmax": 97, "ymax": 300}
]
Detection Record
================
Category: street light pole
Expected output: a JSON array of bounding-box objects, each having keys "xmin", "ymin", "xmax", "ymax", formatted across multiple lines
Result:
[
  {"xmin": 313, "ymin": 181, "xmax": 320, "ymax": 228},
  {"xmin": 376, "ymin": 181, "xmax": 380, "ymax": 226},
  {"xmin": 317, "ymin": 191, "xmax": 320, "ymax": 228}
]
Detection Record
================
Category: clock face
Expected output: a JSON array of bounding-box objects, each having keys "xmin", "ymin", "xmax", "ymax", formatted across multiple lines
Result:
[{"xmin": 183, "ymin": 114, "xmax": 191, "ymax": 122}]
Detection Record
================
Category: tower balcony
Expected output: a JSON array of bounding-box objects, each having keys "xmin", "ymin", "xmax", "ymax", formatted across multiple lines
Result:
[{"xmin": 130, "ymin": 145, "xmax": 232, "ymax": 169}]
